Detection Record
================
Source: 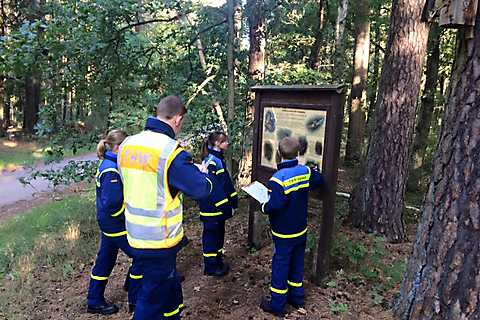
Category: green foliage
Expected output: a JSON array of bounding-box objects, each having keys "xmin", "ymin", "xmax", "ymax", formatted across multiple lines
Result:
[
  {"xmin": 329, "ymin": 301, "xmax": 349, "ymax": 314},
  {"xmin": 331, "ymin": 234, "xmax": 406, "ymax": 303},
  {"xmin": 19, "ymin": 160, "xmax": 97, "ymax": 188}
]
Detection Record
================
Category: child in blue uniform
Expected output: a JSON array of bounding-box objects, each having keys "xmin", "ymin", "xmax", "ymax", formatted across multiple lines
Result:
[
  {"xmin": 197, "ymin": 131, "xmax": 238, "ymax": 277},
  {"xmin": 260, "ymin": 137, "xmax": 325, "ymax": 317},
  {"xmin": 87, "ymin": 129, "xmax": 141, "ymax": 315}
]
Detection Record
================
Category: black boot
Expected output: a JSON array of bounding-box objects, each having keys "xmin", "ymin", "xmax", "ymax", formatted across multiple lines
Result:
[
  {"xmin": 259, "ymin": 298, "xmax": 285, "ymax": 318},
  {"xmin": 87, "ymin": 302, "xmax": 119, "ymax": 315},
  {"xmin": 287, "ymin": 298, "xmax": 304, "ymax": 309},
  {"xmin": 204, "ymin": 263, "xmax": 230, "ymax": 277}
]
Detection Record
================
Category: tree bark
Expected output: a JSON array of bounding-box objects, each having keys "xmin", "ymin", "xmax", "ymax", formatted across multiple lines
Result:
[
  {"xmin": 366, "ymin": 1, "xmax": 383, "ymax": 138},
  {"xmin": 408, "ymin": 22, "xmax": 441, "ymax": 190},
  {"xmin": 350, "ymin": 0, "xmax": 430, "ymax": 242},
  {"xmin": 345, "ymin": 0, "xmax": 370, "ymax": 165},
  {"xmin": 333, "ymin": 0, "xmax": 349, "ymax": 79},
  {"xmin": 238, "ymin": 0, "xmax": 266, "ymax": 187},
  {"xmin": 23, "ymin": 0, "xmax": 42, "ymax": 134},
  {"xmin": 24, "ymin": 75, "xmax": 40, "ymax": 134},
  {"xmin": 394, "ymin": 18, "xmax": 480, "ymax": 319},
  {"xmin": 309, "ymin": 0, "xmax": 327, "ymax": 69},
  {"xmin": 226, "ymin": 0, "xmax": 241, "ymax": 173}
]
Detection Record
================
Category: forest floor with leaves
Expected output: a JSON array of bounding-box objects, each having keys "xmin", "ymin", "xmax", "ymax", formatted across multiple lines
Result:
[{"xmin": 0, "ymin": 186, "xmax": 416, "ymax": 320}]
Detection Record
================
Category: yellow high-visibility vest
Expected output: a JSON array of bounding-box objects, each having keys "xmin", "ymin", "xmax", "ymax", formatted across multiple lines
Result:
[{"xmin": 118, "ymin": 130, "xmax": 184, "ymax": 249}]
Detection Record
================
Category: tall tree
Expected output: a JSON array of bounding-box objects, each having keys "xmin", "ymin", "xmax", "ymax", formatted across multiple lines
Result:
[
  {"xmin": 238, "ymin": 0, "xmax": 266, "ymax": 186},
  {"xmin": 333, "ymin": 0, "xmax": 349, "ymax": 79},
  {"xmin": 226, "ymin": 0, "xmax": 241, "ymax": 172},
  {"xmin": 345, "ymin": 0, "xmax": 371, "ymax": 165},
  {"xmin": 394, "ymin": 16, "xmax": 480, "ymax": 319},
  {"xmin": 309, "ymin": 0, "xmax": 327, "ymax": 69},
  {"xmin": 23, "ymin": 0, "xmax": 42, "ymax": 134},
  {"xmin": 350, "ymin": 0, "xmax": 430, "ymax": 242},
  {"xmin": 408, "ymin": 22, "xmax": 441, "ymax": 189}
]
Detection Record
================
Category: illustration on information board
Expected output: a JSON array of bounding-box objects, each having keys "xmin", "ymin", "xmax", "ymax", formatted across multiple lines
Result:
[{"xmin": 261, "ymin": 107, "xmax": 326, "ymax": 170}]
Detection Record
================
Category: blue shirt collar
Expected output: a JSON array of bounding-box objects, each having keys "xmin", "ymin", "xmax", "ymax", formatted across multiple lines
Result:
[
  {"xmin": 104, "ymin": 150, "xmax": 117, "ymax": 163},
  {"xmin": 145, "ymin": 116, "xmax": 176, "ymax": 139},
  {"xmin": 277, "ymin": 158, "xmax": 298, "ymax": 170},
  {"xmin": 208, "ymin": 146, "xmax": 224, "ymax": 159}
]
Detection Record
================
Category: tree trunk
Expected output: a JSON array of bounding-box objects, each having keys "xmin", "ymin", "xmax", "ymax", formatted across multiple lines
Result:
[
  {"xmin": 23, "ymin": 0, "xmax": 42, "ymax": 134},
  {"xmin": 345, "ymin": 0, "xmax": 370, "ymax": 165},
  {"xmin": 333, "ymin": 0, "xmax": 349, "ymax": 79},
  {"xmin": 226, "ymin": 0, "xmax": 241, "ymax": 173},
  {"xmin": 24, "ymin": 75, "xmax": 40, "ymax": 134},
  {"xmin": 309, "ymin": 0, "xmax": 327, "ymax": 69},
  {"xmin": 350, "ymin": 0, "xmax": 430, "ymax": 242},
  {"xmin": 238, "ymin": 0, "xmax": 266, "ymax": 187},
  {"xmin": 408, "ymin": 22, "xmax": 441, "ymax": 190},
  {"xmin": 366, "ymin": 1, "xmax": 383, "ymax": 138},
  {"xmin": 394, "ymin": 20, "xmax": 480, "ymax": 319}
]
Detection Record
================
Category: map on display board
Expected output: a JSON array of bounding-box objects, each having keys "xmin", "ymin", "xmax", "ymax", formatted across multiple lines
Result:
[{"xmin": 261, "ymin": 106, "xmax": 327, "ymax": 171}]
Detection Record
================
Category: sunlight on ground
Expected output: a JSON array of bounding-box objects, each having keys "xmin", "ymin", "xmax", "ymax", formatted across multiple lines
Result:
[
  {"xmin": 32, "ymin": 149, "xmax": 44, "ymax": 158},
  {"xmin": 2, "ymin": 141, "xmax": 18, "ymax": 148}
]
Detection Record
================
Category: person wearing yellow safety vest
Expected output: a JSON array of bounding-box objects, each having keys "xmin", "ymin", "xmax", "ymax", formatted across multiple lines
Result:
[
  {"xmin": 259, "ymin": 137, "xmax": 326, "ymax": 317},
  {"xmin": 117, "ymin": 95, "xmax": 213, "ymax": 320},
  {"xmin": 87, "ymin": 130, "xmax": 142, "ymax": 315}
]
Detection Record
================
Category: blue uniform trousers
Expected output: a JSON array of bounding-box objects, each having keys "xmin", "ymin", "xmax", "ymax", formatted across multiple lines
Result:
[
  {"xmin": 87, "ymin": 233, "xmax": 142, "ymax": 307},
  {"xmin": 270, "ymin": 237, "xmax": 306, "ymax": 312},
  {"xmin": 202, "ymin": 220, "xmax": 225, "ymax": 273},
  {"xmin": 133, "ymin": 253, "xmax": 184, "ymax": 320}
]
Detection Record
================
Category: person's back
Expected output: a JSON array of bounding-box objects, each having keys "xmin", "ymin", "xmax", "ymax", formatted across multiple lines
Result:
[
  {"xmin": 95, "ymin": 151, "xmax": 125, "ymax": 235},
  {"xmin": 260, "ymin": 137, "xmax": 324, "ymax": 317},
  {"xmin": 117, "ymin": 95, "xmax": 213, "ymax": 320},
  {"xmin": 266, "ymin": 161, "xmax": 312, "ymax": 240}
]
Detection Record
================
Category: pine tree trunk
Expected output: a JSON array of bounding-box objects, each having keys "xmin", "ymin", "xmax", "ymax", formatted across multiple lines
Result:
[
  {"xmin": 226, "ymin": 0, "xmax": 241, "ymax": 173},
  {"xmin": 24, "ymin": 75, "xmax": 40, "ymax": 134},
  {"xmin": 333, "ymin": 0, "xmax": 349, "ymax": 79},
  {"xmin": 350, "ymin": 0, "xmax": 430, "ymax": 242},
  {"xmin": 366, "ymin": 1, "xmax": 383, "ymax": 138},
  {"xmin": 345, "ymin": 0, "xmax": 370, "ymax": 165},
  {"xmin": 394, "ymin": 21, "xmax": 480, "ymax": 319},
  {"xmin": 238, "ymin": 0, "xmax": 266, "ymax": 187},
  {"xmin": 309, "ymin": 0, "xmax": 327, "ymax": 69},
  {"xmin": 408, "ymin": 22, "xmax": 441, "ymax": 190}
]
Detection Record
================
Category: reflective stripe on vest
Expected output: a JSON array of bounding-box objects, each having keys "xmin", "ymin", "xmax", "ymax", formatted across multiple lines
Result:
[
  {"xmin": 118, "ymin": 131, "xmax": 184, "ymax": 249},
  {"xmin": 96, "ymin": 167, "xmax": 120, "ymax": 187}
]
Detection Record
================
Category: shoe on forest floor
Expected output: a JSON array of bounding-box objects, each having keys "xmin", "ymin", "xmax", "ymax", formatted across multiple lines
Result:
[
  {"xmin": 204, "ymin": 263, "xmax": 230, "ymax": 277},
  {"xmin": 87, "ymin": 302, "xmax": 119, "ymax": 315},
  {"xmin": 287, "ymin": 299, "xmax": 305, "ymax": 309},
  {"xmin": 259, "ymin": 298, "xmax": 285, "ymax": 318}
]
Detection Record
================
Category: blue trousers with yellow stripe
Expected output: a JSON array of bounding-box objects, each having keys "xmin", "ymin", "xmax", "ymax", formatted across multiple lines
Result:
[
  {"xmin": 270, "ymin": 237, "xmax": 306, "ymax": 312},
  {"xmin": 133, "ymin": 253, "xmax": 184, "ymax": 320},
  {"xmin": 202, "ymin": 220, "xmax": 225, "ymax": 273},
  {"xmin": 87, "ymin": 233, "xmax": 142, "ymax": 307}
]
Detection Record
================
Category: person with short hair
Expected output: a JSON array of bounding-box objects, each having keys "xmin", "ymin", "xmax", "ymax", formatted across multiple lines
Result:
[
  {"xmin": 87, "ymin": 129, "xmax": 142, "ymax": 315},
  {"xmin": 118, "ymin": 95, "xmax": 213, "ymax": 320},
  {"xmin": 197, "ymin": 131, "xmax": 238, "ymax": 277},
  {"xmin": 259, "ymin": 137, "xmax": 326, "ymax": 317}
]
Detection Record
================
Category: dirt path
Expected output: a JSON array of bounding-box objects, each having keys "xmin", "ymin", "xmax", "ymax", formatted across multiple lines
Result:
[{"xmin": 0, "ymin": 153, "xmax": 96, "ymax": 219}]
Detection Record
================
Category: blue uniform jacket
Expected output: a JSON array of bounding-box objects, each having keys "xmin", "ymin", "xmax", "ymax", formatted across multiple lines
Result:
[
  {"xmin": 95, "ymin": 151, "xmax": 126, "ymax": 235},
  {"xmin": 197, "ymin": 147, "xmax": 238, "ymax": 222},
  {"xmin": 128, "ymin": 117, "xmax": 214, "ymax": 258},
  {"xmin": 261, "ymin": 159, "xmax": 325, "ymax": 243}
]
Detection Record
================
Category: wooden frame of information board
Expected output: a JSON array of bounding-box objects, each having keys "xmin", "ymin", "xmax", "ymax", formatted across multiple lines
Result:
[{"xmin": 247, "ymin": 85, "xmax": 344, "ymax": 283}]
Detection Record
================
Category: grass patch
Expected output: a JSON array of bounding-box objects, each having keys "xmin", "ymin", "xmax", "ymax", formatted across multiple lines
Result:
[
  {"xmin": 0, "ymin": 191, "xmax": 98, "ymax": 317},
  {"xmin": 0, "ymin": 191, "xmax": 97, "ymax": 276}
]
